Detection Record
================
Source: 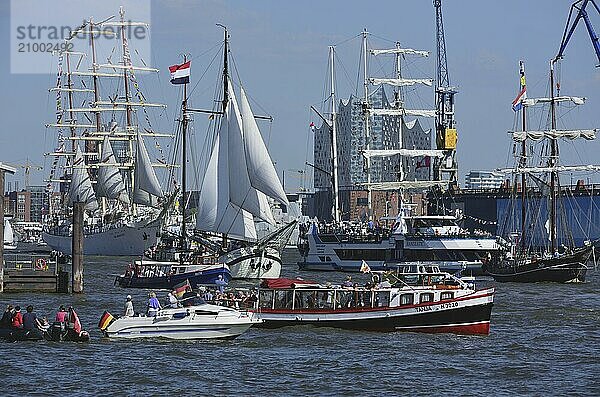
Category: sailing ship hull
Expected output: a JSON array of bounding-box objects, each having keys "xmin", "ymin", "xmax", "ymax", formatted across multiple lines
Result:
[
  {"xmin": 102, "ymin": 305, "xmax": 259, "ymax": 340},
  {"xmin": 254, "ymin": 288, "xmax": 494, "ymax": 335},
  {"xmin": 115, "ymin": 264, "xmax": 231, "ymax": 289},
  {"xmin": 485, "ymin": 248, "xmax": 590, "ymax": 283},
  {"xmin": 220, "ymin": 246, "xmax": 282, "ymax": 279},
  {"xmin": 42, "ymin": 223, "xmax": 159, "ymax": 256}
]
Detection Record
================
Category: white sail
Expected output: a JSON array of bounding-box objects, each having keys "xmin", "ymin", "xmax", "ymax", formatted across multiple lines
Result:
[
  {"xmin": 510, "ymin": 129, "xmax": 597, "ymax": 141},
  {"xmin": 368, "ymin": 108, "xmax": 436, "ymax": 118},
  {"xmin": 522, "ymin": 96, "xmax": 586, "ymax": 106},
  {"xmin": 4, "ymin": 218, "xmax": 14, "ymax": 245},
  {"xmin": 371, "ymin": 48, "xmax": 429, "ymax": 57},
  {"xmin": 227, "ymin": 83, "xmax": 274, "ymax": 224},
  {"xmin": 196, "ymin": 101, "xmax": 257, "ymax": 240},
  {"xmin": 365, "ymin": 180, "xmax": 449, "ymax": 190},
  {"xmin": 369, "ymin": 78, "xmax": 433, "ymax": 87},
  {"xmin": 68, "ymin": 145, "xmax": 99, "ymax": 211},
  {"xmin": 362, "ymin": 149, "xmax": 445, "ymax": 159},
  {"xmin": 239, "ymin": 86, "xmax": 289, "ymax": 205},
  {"xmin": 133, "ymin": 131, "xmax": 163, "ymax": 207},
  {"xmin": 96, "ymin": 136, "xmax": 130, "ymax": 204}
]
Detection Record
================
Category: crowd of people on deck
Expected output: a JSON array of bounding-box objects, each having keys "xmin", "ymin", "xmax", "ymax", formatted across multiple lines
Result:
[
  {"xmin": 122, "ymin": 277, "xmax": 260, "ymax": 317},
  {"xmin": 0, "ymin": 304, "xmax": 83, "ymax": 335}
]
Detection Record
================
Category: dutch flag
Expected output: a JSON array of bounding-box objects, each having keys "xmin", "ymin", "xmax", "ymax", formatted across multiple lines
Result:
[
  {"xmin": 512, "ymin": 86, "xmax": 527, "ymax": 112},
  {"xmin": 169, "ymin": 61, "xmax": 191, "ymax": 85}
]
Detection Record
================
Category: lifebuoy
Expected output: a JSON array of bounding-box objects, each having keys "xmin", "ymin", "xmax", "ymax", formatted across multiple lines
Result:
[
  {"xmin": 371, "ymin": 274, "xmax": 381, "ymax": 284},
  {"xmin": 35, "ymin": 258, "xmax": 48, "ymax": 271}
]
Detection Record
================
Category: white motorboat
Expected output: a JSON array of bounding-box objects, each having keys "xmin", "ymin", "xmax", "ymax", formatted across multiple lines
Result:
[{"xmin": 99, "ymin": 304, "xmax": 261, "ymax": 340}]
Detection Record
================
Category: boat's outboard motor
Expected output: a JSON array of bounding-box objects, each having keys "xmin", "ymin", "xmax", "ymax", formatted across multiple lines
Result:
[{"xmin": 47, "ymin": 321, "xmax": 68, "ymax": 341}]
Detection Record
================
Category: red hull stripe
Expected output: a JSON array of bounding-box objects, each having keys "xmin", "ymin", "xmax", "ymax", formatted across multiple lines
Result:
[{"xmin": 400, "ymin": 321, "xmax": 490, "ymax": 335}]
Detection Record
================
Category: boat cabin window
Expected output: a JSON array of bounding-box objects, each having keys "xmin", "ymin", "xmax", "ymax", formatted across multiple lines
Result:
[
  {"xmin": 440, "ymin": 291, "xmax": 454, "ymax": 301},
  {"xmin": 273, "ymin": 290, "xmax": 293, "ymax": 309},
  {"xmin": 373, "ymin": 291, "xmax": 390, "ymax": 307},
  {"xmin": 419, "ymin": 293, "xmax": 434, "ymax": 304},
  {"xmin": 399, "ymin": 293, "xmax": 414, "ymax": 306},
  {"xmin": 295, "ymin": 290, "xmax": 319, "ymax": 309},
  {"xmin": 258, "ymin": 290, "xmax": 274, "ymax": 309}
]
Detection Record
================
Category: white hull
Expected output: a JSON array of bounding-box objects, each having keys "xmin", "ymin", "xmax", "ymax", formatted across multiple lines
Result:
[
  {"xmin": 104, "ymin": 304, "xmax": 260, "ymax": 340},
  {"xmin": 42, "ymin": 223, "xmax": 159, "ymax": 256},
  {"xmin": 220, "ymin": 246, "xmax": 282, "ymax": 279},
  {"xmin": 300, "ymin": 224, "xmax": 500, "ymax": 272}
]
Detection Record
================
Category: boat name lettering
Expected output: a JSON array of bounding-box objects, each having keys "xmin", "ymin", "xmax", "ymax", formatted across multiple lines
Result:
[
  {"xmin": 439, "ymin": 301, "xmax": 459, "ymax": 309},
  {"xmin": 415, "ymin": 306, "xmax": 433, "ymax": 313},
  {"xmin": 405, "ymin": 240, "xmax": 426, "ymax": 247}
]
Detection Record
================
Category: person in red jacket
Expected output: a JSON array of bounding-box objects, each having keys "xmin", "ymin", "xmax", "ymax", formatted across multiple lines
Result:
[{"xmin": 12, "ymin": 306, "xmax": 23, "ymax": 329}]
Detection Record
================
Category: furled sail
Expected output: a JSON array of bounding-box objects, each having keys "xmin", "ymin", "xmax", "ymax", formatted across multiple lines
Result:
[
  {"xmin": 227, "ymin": 83, "xmax": 276, "ymax": 224},
  {"xmin": 239, "ymin": 86, "xmax": 289, "ymax": 206},
  {"xmin": 68, "ymin": 145, "xmax": 99, "ymax": 211},
  {"xmin": 368, "ymin": 108, "xmax": 436, "ymax": 118},
  {"xmin": 196, "ymin": 98, "xmax": 257, "ymax": 240},
  {"xmin": 371, "ymin": 48, "xmax": 429, "ymax": 57},
  {"xmin": 510, "ymin": 129, "xmax": 597, "ymax": 141},
  {"xmin": 369, "ymin": 78, "xmax": 433, "ymax": 87},
  {"xmin": 133, "ymin": 131, "xmax": 163, "ymax": 207},
  {"xmin": 522, "ymin": 96, "xmax": 585, "ymax": 107},
  {"xmin": 365, "ymin": 180, "xmax": 449, "ymax": 190},
  {"xmin": 497, "ymin": 165, "xmax": 600, "ymax": 174},
  {"xmin": 96, "ymin": 136, "xmax": 130, "ymax": 204},
  {"xmin": 362, "ymin": 149, "xmax": 445, "ymax": 159}
]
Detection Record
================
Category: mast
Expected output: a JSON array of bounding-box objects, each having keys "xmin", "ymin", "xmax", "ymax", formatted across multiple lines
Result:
[
  {"xmin": 119, "ymin": 7, "xmax": 135, "ymax": 215},
  {"xmin": 219, "ymin": 24, "xmax": 229, "ymax": 248},
  {"xmin": 362, "ymin": 29, "xmax": 372, "ymax": 216},
  {"xmin": 120, "ymin": 8, "xmax": 133, "ymax": 128},
  {"xmin": 519, "ymin": 61, "xmax": 527, "ymax": 253},
  {"xmin": 89, "ymin": 18, "xmax": 102, "ymax": 135},
  {"xmin": 65, "ymin": 52, "xmax": 77, "ymax": 153},
  {"xmin": 549, "ymin": 60, "xmax": 559, "ymax": 253},
  {"xmin": 180, "ymin": 54, "xmax": 189, "ymax": 252},
  {"xmin": 394, "ymin": 41, "xmax": 404, "ymax": 182},
  {"xmin": 329, "ymin": 46, "xmax": 341, "ymax": 223}
]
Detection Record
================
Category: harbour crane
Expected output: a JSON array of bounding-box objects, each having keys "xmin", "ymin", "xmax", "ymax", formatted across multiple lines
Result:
[
  {"xmin": 433, "ymin": 0, "xmax": 458, "ymax": 184},
  {"xmin": 554, "ymin": 0, "xmax": 600, "ymax": 66},
  {"xmin": 10, "ymin": 159, "xmax": 43, "ymax": 191}
]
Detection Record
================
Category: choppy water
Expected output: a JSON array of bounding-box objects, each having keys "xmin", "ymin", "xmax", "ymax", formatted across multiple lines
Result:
[{"xmin": 1, "ymin": 247, "xmax": 599, "ymax": 396}]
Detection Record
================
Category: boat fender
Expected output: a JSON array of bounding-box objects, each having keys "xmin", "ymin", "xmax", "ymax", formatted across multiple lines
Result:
[{"xmin": 35, "ymin": 258, "xmax": 48, "ymax": 271}]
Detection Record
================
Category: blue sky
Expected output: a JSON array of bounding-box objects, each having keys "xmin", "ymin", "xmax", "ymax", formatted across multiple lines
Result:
[{"xmin": 1, "ymin": 0, "xmax": 599, "ymax": 191}]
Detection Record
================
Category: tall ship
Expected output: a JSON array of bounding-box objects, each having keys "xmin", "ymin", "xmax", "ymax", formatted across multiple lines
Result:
[
  {"xmin": 484, "ymin": 59, "xmax": 594, "ymax": 283},
  {"xmin": 191, "ymin": 27, "xmax": 296, "ymax": 279},
  {"xmin": 41, "ymin": 8, "xmax": 172, "ymax": 255},
  {"xmin": 131, "ymin": 27, "xmax": 295, "ymax": 280},
  {"xmin": 298, "ymin": 29, "xmax": 502, "ymax": 273}
]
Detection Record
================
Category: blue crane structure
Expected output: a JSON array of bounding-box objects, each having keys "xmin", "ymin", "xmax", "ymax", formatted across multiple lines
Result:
[
  {"xmin": 433, "ymin": 0, "xmax": 458, "ymax": 184},
  {"xmin": 554, "ymin": 0, "xmax": 600, "ymax": 66}
]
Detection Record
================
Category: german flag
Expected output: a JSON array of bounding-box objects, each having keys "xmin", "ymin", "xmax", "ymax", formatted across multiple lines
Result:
[
  {"xmin": 98, "ymin": 311, "xmax": 115, "ymax": 331},
  {"xmin": 173, "ymin": 279, "xmax": 191, "ymax": 299}
]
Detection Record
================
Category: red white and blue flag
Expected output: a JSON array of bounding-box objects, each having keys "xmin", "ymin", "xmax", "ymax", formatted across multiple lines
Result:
[
  {"xmin": 512, "ymin": 61, "xmax": 527, "ymax": 112},
  {"xmin": 169, "ymin": 61, "xmax": 191, "ymax": 85}
]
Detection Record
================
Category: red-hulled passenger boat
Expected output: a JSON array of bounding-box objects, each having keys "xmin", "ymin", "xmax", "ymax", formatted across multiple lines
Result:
[{"xmin": 250, "ymin": 265, "xmax": 494, "ymax": 335}]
